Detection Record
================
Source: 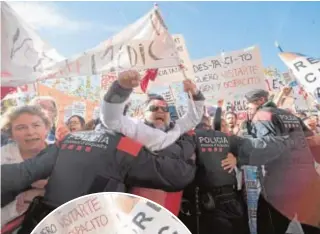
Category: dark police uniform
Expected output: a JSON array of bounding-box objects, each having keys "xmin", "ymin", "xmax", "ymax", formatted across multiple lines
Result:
[
  {"xmin": 194, "ymin": 130, "xmax": 248, "ymax": 234},
  {"xmin": 245, "ymin": 89, "xmax": 320, "ymax": 234},
  {"xmin": 1, "ymin": 129, "xmax": 197, "ymax": 233},
  {"xmin": 178, "ymin": 127, "xmax": 295, "ymax": 234}
]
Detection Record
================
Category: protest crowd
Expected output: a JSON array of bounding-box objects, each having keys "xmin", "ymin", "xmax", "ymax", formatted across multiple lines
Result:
[{"xmin": 1, "ymin": 2, "xmax": 320, "ymax": 234}]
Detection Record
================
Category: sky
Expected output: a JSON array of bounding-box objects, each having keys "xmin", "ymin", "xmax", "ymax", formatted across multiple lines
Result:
[{"xmin": 8, "ymin": 1, "xmax": 320, "ymax": 72}]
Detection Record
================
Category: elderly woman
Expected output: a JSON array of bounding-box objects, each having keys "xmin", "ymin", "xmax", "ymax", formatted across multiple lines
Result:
[{"xmin": 1, "ymin": 105, "xmax": 51, "ymax": 228}]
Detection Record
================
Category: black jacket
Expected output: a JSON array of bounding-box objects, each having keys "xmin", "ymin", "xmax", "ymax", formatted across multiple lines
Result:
[
  {"xmin": 1, "ymin": 129, "xmax": 196, "ymax": 207},
  {"xmin": 193, "ymin": 129, "xmax": 295, "ymax": 189},
  {"xmin": 250, "ymin": 101, "xmax": 319, "ymax": 200}
]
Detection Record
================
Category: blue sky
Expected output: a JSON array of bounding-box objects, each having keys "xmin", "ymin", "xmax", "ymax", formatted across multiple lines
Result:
[{"xmin": 10, "ymin": 1, "xmax": 320, "ymax": 72}]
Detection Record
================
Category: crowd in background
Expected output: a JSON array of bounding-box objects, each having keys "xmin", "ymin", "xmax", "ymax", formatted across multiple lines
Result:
[{"xmin": 1, "ymin": 82, "xmax": 320, "ymax": 233}]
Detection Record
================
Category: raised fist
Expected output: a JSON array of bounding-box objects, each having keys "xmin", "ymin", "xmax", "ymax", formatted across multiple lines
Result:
[
  {"xmin": 118, "ymin": 70, "xmax": 141, "ymax": 89},
  {"xmin": 183, "ymin": 79, "xmax": 198, "ymax": 96}
]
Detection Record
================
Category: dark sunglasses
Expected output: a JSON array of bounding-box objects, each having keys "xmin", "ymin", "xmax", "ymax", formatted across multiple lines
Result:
[{"xmin": 148, "ymin": 105, "xmax": 169, "ymax": 112}]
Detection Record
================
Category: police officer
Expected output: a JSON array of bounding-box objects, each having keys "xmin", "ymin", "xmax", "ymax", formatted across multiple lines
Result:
[
  {"xmin": 1, "ymin": 129, "xmax": 197, "ymax": 233},
  {"xmin": 178, "ymin": 117, "xmax": 212, "ymax": 234},
  {"xmin": 244, "ymin": 89, "xmax": 320, "ymax": 234},
  {"xmin": 194, "ymin": 129, "xmax": 248, "ymax": 234},
  {"xmin": 179, "ymin": 115, "xmax": 295, "ymax": 234}
]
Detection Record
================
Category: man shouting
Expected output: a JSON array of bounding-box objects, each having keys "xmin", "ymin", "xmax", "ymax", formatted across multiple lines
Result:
[{"xmin": 100, "ymin": 70, "xmax": 205, "ymax": 151}]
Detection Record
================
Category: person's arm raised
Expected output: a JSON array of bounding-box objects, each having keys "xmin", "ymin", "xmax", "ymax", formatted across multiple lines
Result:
[
  {"xmin": 100, "ymin": 70, "xmax": 141, "ymax": 139},
  {"xmin": 100, "ymin": 71, "xmax": 175, "ymax": 151},
  {"xmin": 175, "ymin": 79, "xmax": 205, "ymax": 133}
]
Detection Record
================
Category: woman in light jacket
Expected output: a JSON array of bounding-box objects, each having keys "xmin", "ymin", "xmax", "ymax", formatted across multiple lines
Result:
[{"xmin": 1, "ymin": 105, "xmax": 51, "ymax": 229}]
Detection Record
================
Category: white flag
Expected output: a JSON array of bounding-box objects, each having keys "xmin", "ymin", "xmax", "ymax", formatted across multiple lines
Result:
[
  {"xmin": 1, "ymin": 2, "xmax": 65, "ymax": 87},
  {"xmin": 279, "ymin": 52, "xmax": 320, "ymax": 103}
]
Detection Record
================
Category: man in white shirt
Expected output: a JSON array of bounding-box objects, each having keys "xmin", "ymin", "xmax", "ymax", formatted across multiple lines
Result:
[{"xmin": 100, "ymin": 70, "xmax": 205, "ymax": 151}]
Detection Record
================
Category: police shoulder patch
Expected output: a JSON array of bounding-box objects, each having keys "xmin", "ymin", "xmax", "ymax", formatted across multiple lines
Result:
[{"xmin": 117, "ymin": 137, "xmax": 143, "ymax": 157}]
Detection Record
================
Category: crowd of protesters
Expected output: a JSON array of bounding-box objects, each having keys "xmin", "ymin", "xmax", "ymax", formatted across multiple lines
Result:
[{"xmin": 1, "ymin": 71, "xmax": 320, "ymax": 234}]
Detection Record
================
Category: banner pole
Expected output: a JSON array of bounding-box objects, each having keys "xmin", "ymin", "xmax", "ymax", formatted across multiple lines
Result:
[{"xmin": 275, "ymin": 41, "xmax": 284, "ymax": 53}]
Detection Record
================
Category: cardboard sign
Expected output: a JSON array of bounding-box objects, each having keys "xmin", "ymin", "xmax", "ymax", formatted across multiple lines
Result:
[{"xmin": 193, "ymin": 46, "xmax": 266, "ymax": 120}]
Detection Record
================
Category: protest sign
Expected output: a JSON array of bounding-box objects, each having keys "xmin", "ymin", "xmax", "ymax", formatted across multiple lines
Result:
[
  {"xmin": 38, "ymin": 83, "xmax": 147, "ymax": 122},
  {"xmin": 193, "ymin": 46, "xmax": 266, "ymax": 119},
  {"xmin": 1, "ymin": 2, "xmax": 65, "ymax": 87},
  {"xmin": 263, "ymin": 67, "xmax": 285, "ymax": 93},
  {"xmin": 291, "ymin": 85, "xmax": 318, "ymax": 114},
  {"xmin": 2, "ymin": 3, "xmax": 180, "ymax": 87},
  {"xmin": 31, "ymin": 193, "xmax": 191, "ymax": 234},
  {"xmin": 282, "ymin": 71, "xmax": 297, "ymax": 86},
  {"xmin": 279, "ymin": 52, "xmax": 320, "ymax": 103},
  {"xmin": 72, "ymin": 101, "xmax": 87, "ymax": 119},
  {"xmin": 125, "ymin": 93, "xmax": 147, "ymax": 118},
  {"xmin": 146, "ymin": 34, "xmax": 194, "ymax": 90}
]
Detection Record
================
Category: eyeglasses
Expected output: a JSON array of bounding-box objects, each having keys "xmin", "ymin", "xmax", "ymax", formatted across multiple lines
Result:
[{"xmin": 148, "ymin": 105, "xmax": 169, "ymax": 112}]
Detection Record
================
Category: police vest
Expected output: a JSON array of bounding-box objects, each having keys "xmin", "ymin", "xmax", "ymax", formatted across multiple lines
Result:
[
  {"xmin": 194, "ymin": 130, "xmax": 237, "ymax": 189},
  {"xmin": 252, "ymin": 107, "xmax": 318, "ymax": 201},
  {"xmin": 44, "ymin": 130, "xmax": 135, "ymax": 207},
  {"xmin": 255, "ymin": 106, "xmax": 314, "ymax": 165}
]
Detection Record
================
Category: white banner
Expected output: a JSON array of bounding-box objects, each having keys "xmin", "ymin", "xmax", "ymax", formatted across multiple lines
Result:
[
  {"xmin": 147, "ymin": 34, "xmax": 194, "ymax": 89},
  {"xmin": 279, "ymin": 52, "xmax": 320, "ymax": 103},
  {"xmin": 1, "ymin": 2, "xmax": 65, "ymax": 87},
  {"xmin": 1, "ymin": 4, "xmax": 180, "ymax": 87},
  {"xmin": 193, "ymin": 46, "xmax": 266, "ymax": 118}
]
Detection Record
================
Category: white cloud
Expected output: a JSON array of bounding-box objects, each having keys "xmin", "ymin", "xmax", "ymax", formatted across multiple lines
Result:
[{"xmin": 7, "ymin": 1, "xmax": 122, "ymax": 33}]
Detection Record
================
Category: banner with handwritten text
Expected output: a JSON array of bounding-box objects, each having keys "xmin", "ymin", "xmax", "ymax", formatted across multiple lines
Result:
[
  {"xmin": 146, "ymin": 34, "xmax": 194, "ymax": 90},
  {"xmin": 2, "ymin": 3, "xmax": 179, "ymax": 87},
  {"xmin": 31, "ymin": 193, "xmax": 191, "ymax": 234},
  {"xmin": 193, "ymin": 46, "xmax": 266, "ymax": 119},
  {"xmin": 1, "ymin": 2, "xmax": 65, "ymax": 87}
]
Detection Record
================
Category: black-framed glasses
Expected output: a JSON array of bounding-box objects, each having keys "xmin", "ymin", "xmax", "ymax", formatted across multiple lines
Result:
[{"xmin": 148, "ymin": 105, "xmax": 169, "ymax": 112}]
